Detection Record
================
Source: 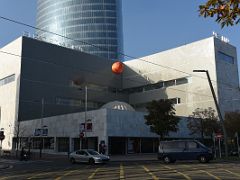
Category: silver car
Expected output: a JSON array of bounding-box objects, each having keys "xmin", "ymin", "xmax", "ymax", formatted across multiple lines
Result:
[{"xmin": 69, "ymin": 149, "xmax": 110, "ymax": 164}]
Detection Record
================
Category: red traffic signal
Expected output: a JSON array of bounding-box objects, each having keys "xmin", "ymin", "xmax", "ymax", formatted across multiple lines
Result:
[{"xmin": 80, "ymin": 132, "xmax": 84, "ymax": 139}]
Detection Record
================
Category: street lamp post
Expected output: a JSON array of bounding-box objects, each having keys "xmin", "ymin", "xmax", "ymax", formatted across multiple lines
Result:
[
  {"xmin": 85, "ymin": 85, "xmax": 88, "ymax": 140},
  {"xmin": 193, "ymin": 69, "xmax": 228, "ymax": 157},
  {"xmin": 40, "ymin": 98, "xmax": 45, "ymax": 158},
  {"xmin": 79, "ymin": 85, "xmax": 88, "ymax": 150}
]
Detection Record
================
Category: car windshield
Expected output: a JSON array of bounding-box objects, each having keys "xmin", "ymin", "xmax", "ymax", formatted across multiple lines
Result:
[
  {"xmin": 87, "ymin": 150, "xmax": 100, "ymax": 155},
  {"xmin": 197, "ymin": 141, "xmax": 207, "ymax": 148}
]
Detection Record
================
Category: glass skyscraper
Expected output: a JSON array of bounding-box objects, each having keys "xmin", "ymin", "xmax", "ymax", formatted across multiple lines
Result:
[{"xmin": 36, "ymin": 0, "xmax": 123, "ymax": 60}]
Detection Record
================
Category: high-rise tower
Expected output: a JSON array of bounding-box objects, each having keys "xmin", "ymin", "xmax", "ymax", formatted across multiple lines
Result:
[{"xmin": 36, "ymin": 0, "xmax": 123, "ymax": 60}]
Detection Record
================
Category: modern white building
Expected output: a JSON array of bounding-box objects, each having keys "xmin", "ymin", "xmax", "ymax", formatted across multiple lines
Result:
[{"xmin": 0, "ymin": 35, "xmax": 239, "ymax": 154}]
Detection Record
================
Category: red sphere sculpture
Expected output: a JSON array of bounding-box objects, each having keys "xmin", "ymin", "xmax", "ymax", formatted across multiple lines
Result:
[{"xmin": 112, "ymin": 61, "xmax": 124, "ymax": 74}]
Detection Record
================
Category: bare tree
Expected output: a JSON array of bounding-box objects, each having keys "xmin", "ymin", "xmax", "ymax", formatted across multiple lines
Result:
[
  {"xmin": 188, "ymin": 107, "xmax": 220, "ymax": 142},
  {"xmin": 14, "ymin": 121, "xmax": 26, "ymax": 157}
]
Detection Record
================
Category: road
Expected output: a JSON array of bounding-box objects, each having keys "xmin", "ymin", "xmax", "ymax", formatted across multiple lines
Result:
[{"xmin": 0, "ymin": 159, "xmax": 240, "ymax": 179}]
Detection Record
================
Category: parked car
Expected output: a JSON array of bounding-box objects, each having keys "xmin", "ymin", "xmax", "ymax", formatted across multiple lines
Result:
[
  {"xmin": 69, "ymin": 149, "xmax": 110, "ymax": 164},
  {"xmin": 158, "ymin": 140, "xmax": 213, "ymax": 163}
]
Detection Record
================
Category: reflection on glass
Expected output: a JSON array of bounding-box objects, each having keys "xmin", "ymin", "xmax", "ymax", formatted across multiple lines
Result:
[{"xmin": 36, "ymin": 0, "xmax": 123, "ymax": 60}]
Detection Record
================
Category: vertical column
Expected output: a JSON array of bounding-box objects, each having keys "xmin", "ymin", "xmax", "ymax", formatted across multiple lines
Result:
[
  {"xmin": 69, "ymin": 137, "xmax": 73, "ymax": 153},
  {"xmin": 54, "ymin": 137, "xmax": 57, "ymax": 152}
]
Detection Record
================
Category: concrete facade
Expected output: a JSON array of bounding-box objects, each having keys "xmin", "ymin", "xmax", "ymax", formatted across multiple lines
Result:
[
  {"xmin": 0, "ymin": 36, "xmax": 240, "ymax": 154},
  {"xmin": 123, "ymin": 37, "xmax": 240, "ymax": 116}
]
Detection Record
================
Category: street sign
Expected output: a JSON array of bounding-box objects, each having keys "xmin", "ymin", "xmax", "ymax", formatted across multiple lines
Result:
[
  {"xmin": 216, "ymin": 133, "xmax": 223, "ymax": 139},
  {"xmin": 34, "ymin": 129, "xmax": 48, "ymax": 136},
  {"xmin": 0, "ymin": 131, "xmax": 5, "ymax": 141}
]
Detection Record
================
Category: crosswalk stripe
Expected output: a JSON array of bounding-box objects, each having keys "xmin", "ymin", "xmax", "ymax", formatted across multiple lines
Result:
[
  {"xmin": 200, "ymin": 170, "xmax": 221, "ymax": 180},
  {"xmin": 221, "ymin": 169, "xmax": 240, "ymax": 178},
  {"xmin": 142, "ymin": 165, "xmax": 159, "ymax": 180},
  {"xmin": 164, "ymin": 165, "xmax": 192, "ymax": 180},
  {"xmin": 88, "ymin": 168, "xmax": 100, "ymax": 179},
  {"xmin": 120, "ymin": 163, "xmax": 125, "ymax": 179}
]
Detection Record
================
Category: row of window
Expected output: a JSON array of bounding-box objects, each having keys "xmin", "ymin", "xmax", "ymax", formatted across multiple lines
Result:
[
  {"xmin": 65, "ymin": 24, "xmax": 117, "ymax": 33},
  {"xmin": 0, "ymin": 74, "xmax": 15, "ymax": 87},
  {"xmin": 38, "ymin": 10, "xmax": 118, "ymax": 25},
  {"xmin": 70, "ymin": 31, "xmax": 117, "ymax": 38},
  {"xmin": 121, "ymin": 77, "xmax": 190, "ymax": 94},
  {"xmin": 38, "ymin": 18, "xmax": 118, "ymax": 32},
  {"xmin": 38, "ymin": 4, "xmax": 116, "ymax": 16},
  {"xmin": 133, "ymin": 97, "xmax": 181, "ymax": 109},
  {"xmin": 79, "ymin": 45, "xmax": 118, "ymax": 52},
  {"xmin": 38, "ymin": 0, "xmax": 117, "ymax": 11},
  {"xmin": 55, "ymin": 97, "xmax": 103, "ymax": 108}
]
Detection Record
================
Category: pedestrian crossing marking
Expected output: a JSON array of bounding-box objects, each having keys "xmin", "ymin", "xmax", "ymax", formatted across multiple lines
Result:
[
  {"xmin": 120, "ymin": 163, "xmax": 125, "ymax": 179},
  {"xmin": 88, "ymin": 168, "xmax": 100, "ymax": 179}
]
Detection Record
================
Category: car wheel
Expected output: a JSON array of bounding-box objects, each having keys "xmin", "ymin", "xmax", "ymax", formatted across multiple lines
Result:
[
  {"xmin": 199, "ymin": 155, "xmax": 208, "ymax": 163},
  {"xmin": 89, "ymin": 158, "xmax": 95, "ymax": 165},
  {"xmin": 163, "ymin": 156, "xmax": 171, "ymax": 163},
  {"xmin": 70, "ymin": 158, "xmax": 76, "ymax": 164}
]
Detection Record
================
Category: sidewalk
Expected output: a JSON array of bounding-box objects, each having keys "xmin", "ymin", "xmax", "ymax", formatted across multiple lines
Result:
[{"xmin": 110, "ymin": 154, "xmax": 157, "ymax": 162}]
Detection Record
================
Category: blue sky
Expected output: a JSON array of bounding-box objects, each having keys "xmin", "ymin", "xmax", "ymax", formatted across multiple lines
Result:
[{"xmin": 0, "ymin": 0, "xmax": 239, "ymax": 60}]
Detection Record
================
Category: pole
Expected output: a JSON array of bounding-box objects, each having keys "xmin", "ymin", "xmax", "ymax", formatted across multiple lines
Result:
[
  {"xmin": 85, "ymin": 85, "xmax": 88, "ymax": 148},
  {"xmin": 16, "ymin": 123, "xmax": 20, "ymax": 158},
  {"xmin": 0, "ymin": 140, "xmax": 2, "ymax": 158},
  {"xmin": 205, "ymin": 71, "xmax": 228, "ymax": 157},
  {"xmin": 218, "ymin": 138, "xmax": 222, "ymax": 158},
  {"xmin": 40, "ymin": 98, "xmax": 44, "ymax": 158},
  {"xmin": 193, "ymin": 70, "xmax": 228, "ymax": 157},
  {"xmin": 236, "ymin": 132, "xmax": 240, "ymax": 158},
  {"xmin": 213, "ymin": 133, "xmax": 217, "ymax": 159}
]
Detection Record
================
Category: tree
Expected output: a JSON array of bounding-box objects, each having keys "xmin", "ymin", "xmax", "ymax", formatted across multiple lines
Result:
[
  {"xmin": 14, "ymin": 121, "xmax": 27, "ymax": 157},
  {"xmin": 144, "ymin": 99, "xmax": 180, "ymax": 140},
  {"xmin": 187, "ymin": 107, "xmax": 220, "ymax": 141},
  {"xmin": 224, "ymin": 111, "xmax": 240, "ymax": 137},
  {"xmin": 199, "ymin": 0, "xmax": 240, "ymax": 27}
]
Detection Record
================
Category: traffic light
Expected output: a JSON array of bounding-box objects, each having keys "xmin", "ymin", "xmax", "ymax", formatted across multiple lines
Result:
[{"xmin": 80, "ymin": 132, "xmax": 84, "ymax": 139}]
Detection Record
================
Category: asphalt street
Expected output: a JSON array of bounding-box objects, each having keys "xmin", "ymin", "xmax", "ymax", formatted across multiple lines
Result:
[{"xmin": 1, "ymin": 158, "xmax": 240, "ymax": 180}]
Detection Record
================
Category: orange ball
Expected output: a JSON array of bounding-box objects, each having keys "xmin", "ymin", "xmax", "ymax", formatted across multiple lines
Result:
[{"xmin": 112, "ymin": 61, "xmax": 124, "ymax": 74}]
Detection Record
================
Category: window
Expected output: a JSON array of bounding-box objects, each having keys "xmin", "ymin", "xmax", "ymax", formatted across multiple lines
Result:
[
  {"xmin": 0, "ymin": 74, "xmax": 15, "ymax": 86},
  {"xmin": 164, "ymin": 80, "xmax": 175, "ymax": 87},
  {"xmin": 56, "ymin": 97, "xmax": 83, "ymax": 107},
  {"xmin": 44, "ymin": 137, "xmax": 54, "ymax": 149},
  {"xmin": 218, "ymin": 51, "xmax": 234, "ymax": 64},
  {"xmin": 176, "ymin": 78, "xmax": 188, "ymax": 85},
  {"xmin": 188, "ymin": 141, "xmax": 197, "ymax": 149},
  {"xmin": 164, "ymin": 141, "xmax": 185, "ymax": 149},
  {"xmin": 169, "ymin": 98, "xmax": 181, "ymax": 105}
]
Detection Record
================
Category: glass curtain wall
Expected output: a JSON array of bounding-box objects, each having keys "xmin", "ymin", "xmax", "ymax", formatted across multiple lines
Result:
[{"xmin": 36, "ymin": 0, "xmax": 123, "ymax": 60}]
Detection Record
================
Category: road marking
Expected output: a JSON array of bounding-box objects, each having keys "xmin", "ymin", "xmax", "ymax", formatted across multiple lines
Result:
[
  {"xmin": 200, "ymin": 170, "xmax": 221, "ymax": 180},
  {"xmin": 142, "ymin": 165, "xmax": 159, "ymax": 180},
  {"xmin": 120, "ymin": 163, "xmax": 125, "ymax": 179},
  {"xmin": 164, "ymin": 166, "xmax": 192, "ymax": 180},
  {"xmin": 54, "ymin": 168, "xmax": 78, "ymax": 180},
  {"xmin": 88, "ymin": 168, "xmax": 100, "ymax": 179},
  {"xmin": 222, "ymin": 169, "xmax": 240, "ymax": 178}
]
